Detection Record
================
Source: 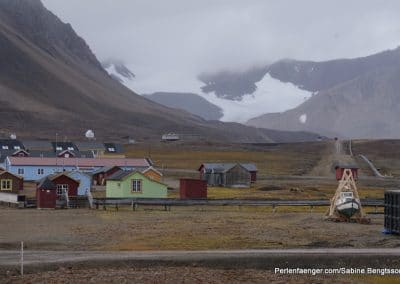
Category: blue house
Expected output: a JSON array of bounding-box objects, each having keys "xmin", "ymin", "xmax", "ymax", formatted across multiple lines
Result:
[
  {"xmin": 65, "ymin": 171, "xmax": 92, "ymax": 196},
  {"xmin": 5, "ymin": 157, "xmax": 151, "ymax": 181}
]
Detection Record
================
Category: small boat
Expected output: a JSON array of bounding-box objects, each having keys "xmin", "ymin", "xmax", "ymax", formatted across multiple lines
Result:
[{"xmin": 335, "ymin": 191, "xmax": 360, "ymax": 218}]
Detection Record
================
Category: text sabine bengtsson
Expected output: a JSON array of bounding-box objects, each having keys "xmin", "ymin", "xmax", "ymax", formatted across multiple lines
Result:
[{"xmin": 275, "ymin": 267, "xmax": 400, "ymax": 276}]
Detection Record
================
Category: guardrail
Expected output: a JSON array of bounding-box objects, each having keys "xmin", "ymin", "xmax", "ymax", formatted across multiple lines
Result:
[{"xmin": 93, "ymin": 198, "xmax": 384, "ymax": 211}]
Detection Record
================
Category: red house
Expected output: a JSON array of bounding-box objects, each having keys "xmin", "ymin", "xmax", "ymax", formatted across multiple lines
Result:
[
  {"xmin": 92, "ymin": 166, "xmax": 122, "ymax": 186},
  {"xmin": 38, "ymin": 173, "xmax": 80, "ymax": 198},
  {"xmin": 180, "ymin": 179, "xmax": 207, "ymax": 199},
  {"xmin": 334, "ymin": 163, "xmax": 359, "ymax": 181},
  {"xmin": 36, "ymin": 177, "xmax": 57, "ymax": 209}
]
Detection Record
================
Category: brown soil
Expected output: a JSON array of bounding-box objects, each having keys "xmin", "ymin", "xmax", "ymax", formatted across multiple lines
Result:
[
  {"xmin": 0, "ymin": 207, "xmax": 398, "ymax": 251},
  {"xmin": 1, "ymin": 266, "xmax": 373, "ymax": 284}
]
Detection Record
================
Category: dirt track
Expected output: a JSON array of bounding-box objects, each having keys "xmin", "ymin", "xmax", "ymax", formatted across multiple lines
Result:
[{"xmin": 2, "ymin": 249, "xmax": 400, "ymax": 283}]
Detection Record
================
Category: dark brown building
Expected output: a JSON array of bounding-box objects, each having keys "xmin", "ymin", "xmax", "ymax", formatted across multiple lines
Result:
[
  {"xmin": 0, "ymin": 170, "xmax": 23, "ymax": 193},
  {"xmin": 92, "ymin": 166, "xmax": 122, "ymax": 186}
]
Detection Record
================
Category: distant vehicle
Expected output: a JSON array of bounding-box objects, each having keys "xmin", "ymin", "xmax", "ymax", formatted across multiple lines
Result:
[{"xmin": 162, "ymin": 133, "xmax": 180, "ymax": 141}]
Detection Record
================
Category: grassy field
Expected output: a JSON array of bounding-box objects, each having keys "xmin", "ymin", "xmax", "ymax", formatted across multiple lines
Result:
[{"xmin": 125, "ymin": 141, "xmax": 329, "ymax": 176}]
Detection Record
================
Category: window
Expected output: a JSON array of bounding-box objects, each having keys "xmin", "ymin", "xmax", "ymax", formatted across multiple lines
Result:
[
  {"xmin": 56, "ymin": 184, "xmax": 69, "ymax": 196},
  {"xmin": 37, "ymin": 169, "xmax": 44, "ymax": 175},
  {"xmin": 2, "ymin": 146, "xmax": 8, "ymax": 150},
  {"xmin": 14, "ymin": 146, "xmax": 20, "ymax": 150},
  {"xmin": 64, "ymin": 154, "xmax": 70, "ymax": 158},
  {"xmin": 17, "ymin": 168, "xmax": 24, "ymax": 175},
  {"xmin": 67, "ymin": 147, "xmax": 74, "ymax": 151},
  {"xmin": 56, "ymin": 146, "xmax": 62, "ymax": 151},
  {"xmin": 108, "ymin": 147, "xmax": 116, "ymax": 152},
  {"xmin": 0, "ymin": 179, "xmax": 12, "ymax": 191},
  {"xmin": 131, "ymin": 179, "xmax": 142, "ymax": 192}
]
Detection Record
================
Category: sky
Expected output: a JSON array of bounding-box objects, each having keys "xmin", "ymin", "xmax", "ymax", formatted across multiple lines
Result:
[{"xmin": 42, "ymin": 0, "xmax": 400, "ymax": 95}]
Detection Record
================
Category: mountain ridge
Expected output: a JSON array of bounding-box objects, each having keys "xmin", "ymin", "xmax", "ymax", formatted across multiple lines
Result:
[{"xmin": 0, "ymin": 0, "xmax": 320, "ymax": 143}]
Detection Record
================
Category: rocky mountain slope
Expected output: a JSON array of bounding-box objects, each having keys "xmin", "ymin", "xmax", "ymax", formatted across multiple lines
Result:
[
  {"xmin": 248, "ymin": 48, "xmax": 400, "ymax": 138},
  {"xmin": 0, "ymin": 0, "xmax": 320, "ymax": 142},
  {"xmin": 143, "ymin": 92, "xmax": 223, "ymax": 121}
]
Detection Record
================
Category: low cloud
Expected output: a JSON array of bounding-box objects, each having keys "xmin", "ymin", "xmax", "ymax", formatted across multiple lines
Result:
[{"xmin": 43, "ymin": 0, "xmax": 400, "ymax": 93}]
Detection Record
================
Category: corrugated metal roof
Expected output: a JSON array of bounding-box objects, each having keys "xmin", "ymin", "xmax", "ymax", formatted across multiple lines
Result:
[
  {"xmin": 37, "ymin": 177, "xmax": 56, "ymax": 190},
  {"xmin": 74, "ymin": 141, "xmax": 106, "ymax": 151},
  {"xmin": 241, "ymin": 163, "xmax": 258, "ymax": 172},
  {"xmin": 104, "ymin": 143, "xmax": 124, "ymax": 154},
  {"xmin": 8, "ymin": 157, "xmax": 150, "ymax": 167},
  {"xmin": 51, "ymin": 142, "xmax": 78, "ymax": 152},
  {"xmin": 92, "ymin": 166, "xmax": 122, "ymax": 175},
  {"xmin": 0, "ymin": 139, "xmax": 25, "ymax": 150},
  {"xmin": 22, "ymin": 140, "xmax": 52, "ymax": 150},
  {"xmin": 106, "ymin": 170, "xmax": 133, "ymax": 180},
  {"xmin": 200, "ymin": 163, "xmax": 257, "ymax": 172}
]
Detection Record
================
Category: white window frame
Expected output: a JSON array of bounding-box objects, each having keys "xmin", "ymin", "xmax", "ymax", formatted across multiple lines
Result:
[
  {"xmin": 108, "ymin": 147, "xmax": 116, "ymax": 152},
  {"xmin": 0, "ymin": 179, "xmax": 12, "ymax": 191},
  {"xmin": 67, "ymin": 147, "xmax": 74, "ymax": 151},
  {"xmin": 56, "ymin": 146, "xmax": 62, "ymax": 151},
  {"xmin": 131, "ymin": 179, "xmax": 142, "ymax": 193},
  {"xmin": 56, "ymin": 184, "xmax": 69, "ymax": 196},
  {"xmin": 2, "ymin": 146, "xmax": 8, "ymax": 150},
  {"xmin": 14, "ymin": 146, "xmax": 21, "ymax": 150},
  {"xmin": 17, "ymin": 168, "xmax": 24, "ymax": 175}
]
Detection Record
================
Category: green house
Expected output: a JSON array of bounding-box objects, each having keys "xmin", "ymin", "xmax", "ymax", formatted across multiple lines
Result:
[{"xmin": 106, "ymin": 171, "xmax": 168, "ymax": 198}]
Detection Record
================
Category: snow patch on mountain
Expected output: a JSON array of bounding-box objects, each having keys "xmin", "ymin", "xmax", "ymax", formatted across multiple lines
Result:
[
  {"xmin": 299, "ymin": 114, "xmax": 307, "ymax": 124},
  {"xmin": 103, "ymin": 60, "xmax": 135, "ymax": 85},
  {"xmin": 197, "ymin": 74, "xmax": 312, "ymax": 123},
  {"xmin": 103, "ymin": 64, "xmax": 311, "ymax": 124}
]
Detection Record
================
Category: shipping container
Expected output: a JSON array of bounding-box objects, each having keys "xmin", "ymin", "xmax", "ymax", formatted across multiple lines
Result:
[{"xmin": 384, "ymin": 190, "xmax": 400, "ymax": 234}]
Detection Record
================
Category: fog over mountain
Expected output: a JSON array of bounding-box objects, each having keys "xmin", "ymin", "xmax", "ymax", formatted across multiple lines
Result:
[
  {"xmin": 39, "ymin": 1, "xmax": 400, "ymax": 138},
  {"xmin": 43, "ymin": 0, "xmax": 400, "ymax": 96}
]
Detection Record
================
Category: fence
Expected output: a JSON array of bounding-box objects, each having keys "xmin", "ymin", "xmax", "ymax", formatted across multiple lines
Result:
[{"xmin": 93, "ymin": 198, "xmax": 384, "ymax": 211}]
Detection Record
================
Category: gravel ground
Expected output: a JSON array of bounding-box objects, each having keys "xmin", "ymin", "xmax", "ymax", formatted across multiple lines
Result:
[
  {"xmin": 0, "ymin": 207, "xmax": 398, "ymax": 251},
  {"xmin": 1, "ymin": 266, "xmax": 367, "ymax": 284}
]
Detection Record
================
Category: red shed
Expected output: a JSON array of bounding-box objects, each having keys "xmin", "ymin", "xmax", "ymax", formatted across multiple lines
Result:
[
  {"xmin": 36, "ymin": 177, "xmax": 57, "ymax": 209},
  {"xmin": 180, "ymin": 179, "xmax": 207, "ymax": 199},
  {"xmin": 92, "ymin": 166, "xmax": 122, "ymax": 186},
  {"xmin": 49, "ymin": 173, "xmax": 80, "ymax": 198},
  {"xmin": 334, "ymin": 163, "xmax": 359, "ymax": 181}
]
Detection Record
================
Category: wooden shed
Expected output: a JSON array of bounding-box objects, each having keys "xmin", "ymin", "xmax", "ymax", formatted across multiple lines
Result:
[
  {"xmin": 334, "ymin": 163, "xmax": 359, "ymax": 181},
  {"xmin": 198, "ymin": 163, "xmax": 251, "ymax": 188},
  {"xmin": 36, "ymin": 177, "xmax": 57, "ymax": 209},
  {"xmin": 180, "ymin": 179, "xmax": 207, "ymax": 199},
  {"xmin": 0, "ymin": 170, "xmax": 23, "ymax": 193},
  {"xmin": 241, "ymin": 163, "xmax": 257, "ymax": 183}
]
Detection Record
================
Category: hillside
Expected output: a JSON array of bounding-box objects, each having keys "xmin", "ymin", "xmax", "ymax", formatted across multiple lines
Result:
[
  {"xmin": 143, "ymin": 92, "xmax": 223, "ymax": 121},
  {"xmin": 0, "ymin": 0, "xmax": 321, "ymax": 142}
]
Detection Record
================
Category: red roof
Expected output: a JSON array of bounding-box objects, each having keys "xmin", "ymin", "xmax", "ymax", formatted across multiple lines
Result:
[{"xmin": 7, "ymin": 157, "xmax": 150, "ymax": 167}]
